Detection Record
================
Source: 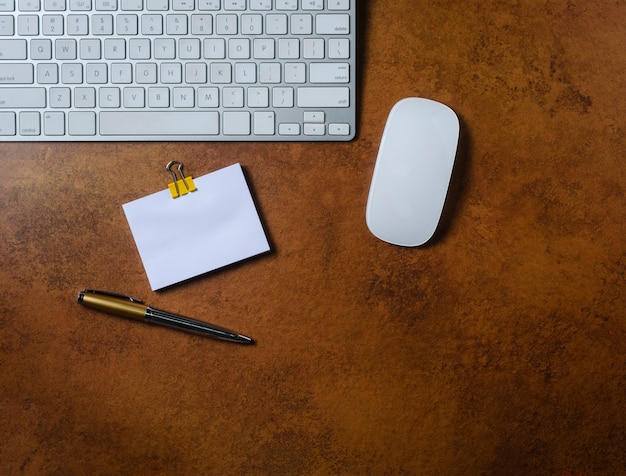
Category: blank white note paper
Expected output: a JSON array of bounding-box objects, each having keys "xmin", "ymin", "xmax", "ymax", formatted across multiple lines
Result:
[{"xmin": 123, "ymin": 163, "xmax": 270, "ymax": 290}]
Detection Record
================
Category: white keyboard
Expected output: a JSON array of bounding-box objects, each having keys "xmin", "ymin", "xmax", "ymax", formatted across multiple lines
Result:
[{"xmin": 0, "ymin": 0, "xmax": 356, "ymax": 141}]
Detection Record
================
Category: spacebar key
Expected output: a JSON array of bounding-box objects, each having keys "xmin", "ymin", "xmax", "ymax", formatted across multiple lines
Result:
[{"xmin": 100, "ymin": 111, "xmax": 219, "ymax": 136}]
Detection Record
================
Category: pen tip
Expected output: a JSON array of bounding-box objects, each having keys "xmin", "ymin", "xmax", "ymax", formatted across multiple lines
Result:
[{"xmin": 239, "ymin": 335, "xmax": 255, "ymax": 345}]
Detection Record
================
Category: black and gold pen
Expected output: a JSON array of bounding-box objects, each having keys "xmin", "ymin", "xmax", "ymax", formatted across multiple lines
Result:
[{"xmin": 77, "ymin": 289, "xmax": 254, "ymax": 344}]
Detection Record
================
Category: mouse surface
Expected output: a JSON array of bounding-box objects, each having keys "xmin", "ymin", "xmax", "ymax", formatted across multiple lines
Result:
[{"xmin": 366, "ymin": 98, "xmax": 459, "ymax": 247}]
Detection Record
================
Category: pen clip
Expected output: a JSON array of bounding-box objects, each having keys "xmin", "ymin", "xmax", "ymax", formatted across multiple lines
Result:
[{"xmin": 81, "ymin": 289, "xmax": 144, "ymax": 303}]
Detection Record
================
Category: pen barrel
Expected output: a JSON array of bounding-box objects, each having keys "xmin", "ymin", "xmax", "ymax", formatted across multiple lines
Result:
[
  {"xmin": 78, "ymin": 292, "xmax": 147, "ymax": 321},
  {"xmin": 145, "ymin": 307, "xmax": 248, "ymax": 343}
]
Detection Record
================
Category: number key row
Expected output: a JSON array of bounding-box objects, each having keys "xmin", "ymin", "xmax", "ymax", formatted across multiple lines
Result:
[{"xmin": 4, "ymin": 12, "xmax": 349, "ymax": 37}]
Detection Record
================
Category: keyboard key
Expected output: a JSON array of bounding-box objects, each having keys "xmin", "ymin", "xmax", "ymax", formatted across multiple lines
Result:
[
  {"xmin": 223, "ymin": 110, "xmax": 249, "ymax": 135},
  {"xmin": 19, "ymin": 111, "xmax": 40, "ymax": 134},
  {"xmin": 253, "ymin": 38, "xmax": 274, "ymax": 59},
  {"xmin": 216, "ymin": 14, "xmax": 237, "ymax": 34},
  {"xmin": 120, "ymin": 0, "xmax": 141, "ymax": 9},
  {"xmin": 37, "ymin": 63, "xmax": 57, "ymax": 83},
  {"xmin": 79, "ymin": 38, "xmax": 101, "ymax": 59},
  {"xmin": 99, "ymin": 86, "xmax": 120, "ymax": 106},
  {"xmin": 117, "ymin": 14, "xmax": 139, "ymax": 34},
  {"xmin": 303, "ymin": 111, "xmax": 324, "ymax": 123},
  {"xmin": 275, "ymin": 0, "xmax": 296, "ymax": 10},
  {"xmin": 18, "ymin": 0, "xmax": 40, "ymax": 10},
  {"xmin": 172, "ymin": 0, "xmax": 192, "ymax": 10},
  {"xmin": 290, "ymin": 14, "xmax": 312, "ymax": 34},
  {"xmin": 160, "ymin": 62, "xmax": 181, "ymax": 83},
  {"xmin": 62, "ymin": 63, "xmax": 83, "ymax": 83},
  {"xmin": 86, "ymin": 63, "xmax": 107, "ymax": 83},
  {"xmin": 0, "ymin": 87, "xmax": 45, "ymax": 107},
  {"xmin": 315, "ymin": 14, "xmax": 350, "ymax": 34},
  {"xmin": 44, "ymin": 0, "xmax": 65, "ymax": 11},
  {"xmin": 147, "ymin": 86, "xmax": 168, "ymax": 106},
  {"xmin": 31, "ymin": 39, "xmax": 52, "ymax": 59},
  {"xmin": 224, "ymin": 0, "xmax": 243, "ymax": 10},
  {"xmin": 228, "ymin": 38, "xmax": 250, "ymax": 58},
  {"xmin": 69, "ymin": 0, "xmax": 91, "ymax": 10},
  {"xmin": 309, "ymin": 62, "xmax": 349, "ymax": 83},
  {"xmin": 92, "ymin": 14, "xmax": 113, "ymax": 34},
  {"xmin": 278, "ymin": 122, "xmax": 299, "ymax": 135},
  {"xmin": 259, "ymin": 62, "xmax": 279, "ymax": 83},
  {"xmin": 241, "ymin": 14, "xmax": 262, "ymax": 34},
  {"xmin": 42, "ymin": 14, "xmax": 64, "ymax": 35},
  {"xmin": 67, "ymin": 14, "xmax": 89, "ymax": 35},
  {"xmin": 179, "ymin": 38, "xmax": 200, "ymax": 59},
  {"xmin": 272, "ymin": 86, "xmax": 293, "ymax": 107},
  {"xmin": 190, "ymin": 14, "xmax": 212, "ymax": 34},
  {"xmin": 303, "ymin": 38, "xmax": 323, "ymax": 59},
  {"xmin": 0, "ymin": 111, "xmax": 15, "ymax": 135},
  {"xmin": 123, "ymin": 86, "xmax": 144, "ymax": 106},
  {"xmin": 74, "ymin": 86, "xmax": 96, "ymax": 106},
  {"xmin": 0, "ymin": 0, "xmax": 15, "ymax": 11},
  {"xmin": 328, "ymin": 0, "xmax": 350, "ymax": 10},
  {"xmin": 20, "ymin": 112, "xmax": 40, "ymax": 134},
  {"xmin": 304, "ymin": 123, "xmax": 324, "ymax": 135},
  {"xmin": 43, "ymin": 110, "xmax": 65, "ymax": 134},
  {"xmin": 253, "ymin": 111, "xmax": 274, "ymax": 135},
  {"xmin": 197, "ymin": 86, "xmax": 218, "ymax": 106},
  {"xmin": 247, "ymin": 86, "xmax": 268, "ymax": 107},
  {"xmin": 0, "ymin": 15, "xmax": 14, "ymax": 35},
  {"xmin": 185, "ymin": 62, "xmax": 206, "ymax": 83},
  {"xmin": 128, "ymin": 38, "xmax": 149, "ymax": 59},
  {"xmin": 154, "ymin": 38, "xmax": 174, "ymax": 58},
  {"xmin": 266, "ymin": 14, "xmax": 287, "ymax": 34},
  {"xmin": 197, "ymin": 0, "xmax": 218, "ymax": 9},
  {"xmin": 110, "ymin": 62, "xmax": 132, "ymax": 83},
  {"xmin": 166, "ymin": 13, "xmax": 187, "ymax": 34},
  {"xmin": 249, "ymin": 0, "xmax": 270, "ymax": 10},
  {"xmin": 49, "ymin": 86, "xmax": 71, "ymax": 107},
  {"xmin": 277, "ymin": 38, "xmax": 299, "ymax": 59},
  {"xmin": 302, "ymin": 0, "xmax": 322, "ymax": 10},
  {"xmin": 297, "ymin": 87, "xmax": 349, "ymax": 107},
  {"xmin": 223, "ymin": 86, "xmax": 243, "ymax": 107},
  {"xmin": 94, "ymin": 0, "xmax": 116, "ymax": 10},
  {"xmin": 55, "ymin": 38, "xmax": 77, "ymax": 59},
  {"xmin": 135, "ymin": 62, "xmax": 155, "ymax": 83},
  {"xmin": 0, "ymin": 39, "xmax": 27, "ymax": 58},
  {"xmin": 204, "ymin": 38, "xmax": 225, "ymax": 58},
  {"xmin": 235, "ymin": 62, "xmax": 256, "ymax": 83},
  {"xmin": 146, "ymin": 0, "xmax": 166, "ymax": 10},
  {"xmin": 328, "ymin": 38, "xmax": 350, "ymax": 59},
  {"xmin": 17, "ymin": 15, "xmax": 39, "ymax": 35},
  {"xmin": 141, "ymin": 14, "xmax": 162, "ymax": 34},
  {"xmin": 329, "ymin": 123, "xmax": 350, "ymax": 135},
  {"xmin": 0, "ymin": 63, "xmax": 33, "ymax": 83},
  {"xmin": 210, "ymin": 62, "xmax": 231, "ymax": 82},
  {"xmin": 100, "ymin": 111, "xmax": 219, "ymax": 135},
  {"xmin": 284, "ymin": 62, "xmax": 305, "ymax": 83},
  {"xmin": 172, "ymin": 86, "xmax": 193, "ymax": 107},
  {"xmin": 68, "ymin": 110, "xmax": 95, "ymax": 134}
]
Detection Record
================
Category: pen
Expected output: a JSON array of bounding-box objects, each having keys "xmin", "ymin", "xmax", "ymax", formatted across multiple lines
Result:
[{"xmin": 77, "ymin": 289, "xmax": 254, "ymax": 344}]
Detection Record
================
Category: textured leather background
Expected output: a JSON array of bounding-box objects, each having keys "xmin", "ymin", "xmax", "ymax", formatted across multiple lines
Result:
[{"xmin": 1, "ymin": 1, "xmax": 625, "ymax": 474}]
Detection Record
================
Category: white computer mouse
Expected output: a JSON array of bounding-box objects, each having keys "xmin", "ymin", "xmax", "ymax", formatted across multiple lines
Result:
[{"xmin": 366, "ymin": 98, "xmax": 459, "ymax": 247}]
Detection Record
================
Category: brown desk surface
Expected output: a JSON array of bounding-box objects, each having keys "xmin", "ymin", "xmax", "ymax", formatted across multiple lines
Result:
[{"xmin": 1, "ymin": 1, "xmax": 625, "ymax": 474}]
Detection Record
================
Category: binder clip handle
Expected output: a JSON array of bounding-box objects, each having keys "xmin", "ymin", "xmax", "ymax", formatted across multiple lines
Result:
[{"xmin": 166, "ymin": 160, "xmax": 197, "ymax": 199}]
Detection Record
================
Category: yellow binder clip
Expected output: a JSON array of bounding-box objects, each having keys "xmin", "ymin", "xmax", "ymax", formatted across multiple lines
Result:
[{"xmin": 166, "ymin": 160, "xmax": 197, "ymax": 199}]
